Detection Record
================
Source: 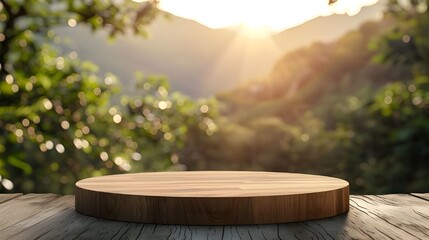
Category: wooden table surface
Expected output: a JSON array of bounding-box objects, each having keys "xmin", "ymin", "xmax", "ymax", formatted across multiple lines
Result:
[{"xmin": 1, "ymin": 193, "xmax": 429, "ymax": 239}]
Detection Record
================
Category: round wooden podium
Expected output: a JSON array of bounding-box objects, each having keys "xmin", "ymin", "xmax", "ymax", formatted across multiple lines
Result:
[{"xmin": 75, "ymin": 171, "xmax": 349, "ymax": 225}]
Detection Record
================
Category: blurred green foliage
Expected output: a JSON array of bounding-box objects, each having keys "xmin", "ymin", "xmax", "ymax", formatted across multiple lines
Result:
[
  {"xmin": 183, "ymin": 0, "xmax": 429, "ymax": 194},
  {"xmin": 335, "ymin": 77, "xmax": 429, "ymax": 193},
  {"xmin": 0, "ymin": 0, "xmax": 215, "ymax": 193}
]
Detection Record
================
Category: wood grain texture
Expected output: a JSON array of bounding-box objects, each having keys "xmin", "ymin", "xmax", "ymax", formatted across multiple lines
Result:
[
  {"xmin": 0, "ymin": 193, "xmax": 22, "ymax": 204},
  {"xmin": 0, "ymin": 194, "xmax": 74, "ymax": 239},
  {"xmin": 411, "ymin": 193, "xmax": 429, "ymax": 201},
  {"xmin": 1, "ymin": 193, "xmax": 429, "ymax": 239},
  {"xmin": 75, "ymin": 171, "xmax": 350, "ymax": 225}
]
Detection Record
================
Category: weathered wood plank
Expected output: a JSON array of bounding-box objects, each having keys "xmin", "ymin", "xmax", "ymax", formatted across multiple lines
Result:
[
  {"xmin": 0, "ymin": 194, "xmax": 60, "ymax": 231},
  {"xmin": 273, "ymin": 194, "xmax": 429, "ymax": 240},
  {"xmin": 10, "ymin": 206, "xmax": 224, "ymax": 240},
  {"xmin": 72, "ymin": 219, "xmax": 134, "ymax": 240},
  {"xmin": 10, "ymin": 207, "xmax": 132, "ymax": 240},
  {"xmin": 0, "ymin": 193, "xmax": 22, "ymax": 204},
  {"xmin": 254, "ymin": 225, "xmax": 282, "ymax": 240},
  {"xmin": 0, "ymin": 194, "xmax": 74, "ymax": 239},
  {"xmin": 114, "ymin": 224, "xmax": 224, "ymax": 240},
  {"xmin": 411, "ymin": 193, "xmax": 429, "ymax": 202},
  {"xmin": 351, "ymin": 194, "xmax": 429, "ymax": 240},
  {"xmin": 1, "ymin": 194, "xmax": 429, "ymax": 240},
  {"xmin": 223, "ymin": 225, "xmax": 266, "ymax": 239},
  {"xmin": 277, "ymin": 219, "xmax": 350, "ymax": 240},
  {"xmin": 9, "ymin": 207, "xmax": 97, "ymax": 240}
]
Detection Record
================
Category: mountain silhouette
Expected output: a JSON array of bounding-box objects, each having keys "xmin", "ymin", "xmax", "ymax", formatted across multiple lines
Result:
[{"xmin": 56, "ymin": 2, "xmax": 383, "ymax": 98}]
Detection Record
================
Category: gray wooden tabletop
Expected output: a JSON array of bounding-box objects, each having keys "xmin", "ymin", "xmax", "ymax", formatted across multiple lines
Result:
[{"xmin": 0, "ymin": 193, "xmax": 428, "ymax": 239}]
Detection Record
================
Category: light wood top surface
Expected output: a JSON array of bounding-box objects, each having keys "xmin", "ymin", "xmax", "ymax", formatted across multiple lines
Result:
[{"xmin": 76, "ymin": 171, "xmax": 348, "ymax": 197}]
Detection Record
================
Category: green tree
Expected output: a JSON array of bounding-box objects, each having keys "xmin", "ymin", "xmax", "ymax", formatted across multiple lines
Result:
[
  {"xmin": 184, "ymin": 0, "xmax": 429, "ymax": 195},
  {"xmin": 334, "ymin": 0, "xmax": 429, "ymax": 193},
  {"xmin": 334, "ymin": 77, "xmax": 429, "ymax": 193},
  {"xmin": 378, "ymin": 0, "xmax": 429, "ymax": 74},
  {"xmin": 0, "ymin": 0, "xmax": 215, "ymax": 194}
]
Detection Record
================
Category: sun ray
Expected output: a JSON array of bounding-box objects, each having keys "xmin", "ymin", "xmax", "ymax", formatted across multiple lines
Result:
[
  {"xmin": 200, "ymin": 27, "xmax": 282, "ymax": 94},
  {"xmin": 159, "ymin": 0, "xmax": 380, "ymax": 33}
]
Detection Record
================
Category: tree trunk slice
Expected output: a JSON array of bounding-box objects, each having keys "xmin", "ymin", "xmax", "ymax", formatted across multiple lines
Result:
[{"xmin": 75, "ymin": 171, "xmax": 349, "ymax": 225}]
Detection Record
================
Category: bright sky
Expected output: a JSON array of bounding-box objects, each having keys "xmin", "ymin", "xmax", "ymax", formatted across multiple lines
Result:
[{"xmin": 159, "ymin": 0, "xmax": 380, "ymax": 33}]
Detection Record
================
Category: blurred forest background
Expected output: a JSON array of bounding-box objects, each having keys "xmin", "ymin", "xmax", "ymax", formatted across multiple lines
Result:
[{"xmin": 1, "ymin": 0, "xmax": 428, "ymax": 194}]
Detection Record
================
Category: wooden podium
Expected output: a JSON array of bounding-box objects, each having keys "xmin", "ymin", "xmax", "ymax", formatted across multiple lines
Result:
[{"xmin": 75, "ymin": 171, "xmax": 349, "ymax": 225}]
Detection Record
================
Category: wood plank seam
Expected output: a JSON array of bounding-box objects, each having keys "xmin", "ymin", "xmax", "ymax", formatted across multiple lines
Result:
[
  {"xmin": 352, "ymin": 196, "xmax": 426, "ymax": 239},
  {"xmin": 410, "ymin": 193, "xmax": 429, "ymax": 202},
  {"xmin": 349, "ymin": 199, "xmax": 399, "ymax": 239},
  {"xmin": 0, "ymin": 194, "xmax": 62, "ymax": 232},
  {"xmin": 0, "ymin": 193, "xmax": 23, "ymax": 204},
  {"xmin": 11, "ymin": 207, "xmax": 71, "ymax": 238},
  {"xmin": 1, "ymin": 193, "xmax": 428, "ymax": 239}
]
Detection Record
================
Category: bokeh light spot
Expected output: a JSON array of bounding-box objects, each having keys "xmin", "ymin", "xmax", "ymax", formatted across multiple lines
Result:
[
  {"xmin": 164, "ymin": 132, "xmax": 172, "ymax": 141},
  {"xmin": 402, "ymin": 35, "xmax": 410, "ymax": 43},
  {"xmin": 33, "ymin": 116, "xmax": 40, "ymax": 124},
  {"xmin": 132, "ymin": 152, "xmax": 142, "ymax": 161},
  {"xmin": 40, "ymin": 143, "xmax": 47, "ymax": 152},
  {"xmin": 42, "ymin": 99, "xmax": 53, "ymax": 110},
  {"xmin": 69, "ymin": 51, "xmax": 78, "ymax": 59},
  {"xmin": 1, "ymin": 178, "xmax": 14, "ymax": 190},
  {"xmin": 61, "ymin": 120, "xmax": 70, "ymax": 130},
  {"xmin": 45, "ymin": 140, "xmax": 54, "ymax": 150},
  {"xmin": 109, "ymin": 107, "xmax": 117, "ymax": 116},
  {"xmin": 104, "ymin": 76, "xmax": 114, "ymax": 85},
  {"xmin": 121, "ymin": 163, "xmax": 131, "ymax": 171},
  {"xmin": 11, "ymin": 84, "xmax": 19, "ymax": 93},
  {"xmin": 25, "ymin": 82, "xmax": 33, "ymax": 91},
  {"xmin": 412, "ymin": 96, "xmax": 422, "ymax": 106},
  {"xmin": 200, "ymin": 104, "xmax": 209, "ymax": 113},
  {"xmin": 384, "ymin": 96, "xmax": 393, "ymax": 105},
  {"xmin": 158, "ymin": 101, "xmax": 168, "ymax": 110},
  {"xmin": 113, "ymin": 114, "xmax": 122, "ymax": 124},
  {"xmin": 22, "ymin": 119, "xmax": 30, "ymax": 127},
  {"xmin": 5, "ymin": 74, "xmax": 13, "ymax": 84},
  {"xmin": 67, "ymin": 18, "xmax": 77, "ymax": 27},
  {"xmin": 15, "ymin": 129, "xmax": 24, "ymax": 137},
  {"xmin": 55, "ymin": 144, "xmax": 65, "ymax": 153},
  {"xmin": 100, "ymin": 152, "xmax": 109, "ymax": 161},
  {"xmin": 93, "ymin": 88, "xmax": 101, "ymax": 96},
  {"xmin": 82, "ymin": 126, "xmax": 90, "ymax": 134},
  {"xmin": 301, "ymin": 133, "xmax": 310, "ymax": 142}
]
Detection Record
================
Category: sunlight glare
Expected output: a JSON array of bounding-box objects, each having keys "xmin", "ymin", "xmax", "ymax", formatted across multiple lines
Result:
[
  {"xmin": 237, "ymin": 23, "xmax": 273, "ymax": 38},
  {"xmin": 201, "ymin": 24, "xmax": 282, "ymax": 93},
  {"xmin": 159, "ymin": 0, "xmax": 379, "ymax": 33}
]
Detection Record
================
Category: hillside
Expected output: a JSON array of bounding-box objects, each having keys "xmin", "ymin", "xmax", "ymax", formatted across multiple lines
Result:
[
  {"xmin": 55, "ymin": 3, "xmax": 383, "ymax": 98},
  {"xmin": 273, "ymin": 2, "xmax": 384, "ymax": 53},
  {"xmin": 55, "ymin": 14, "xmax": 236, "ymax": 97},
  {"xmin": 217, "ymin": 17, "xmax": 410, "ymax": 126},
  {"xmin": 181, "ymin": 6, "xmax": 429, "ymax": 195}
]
